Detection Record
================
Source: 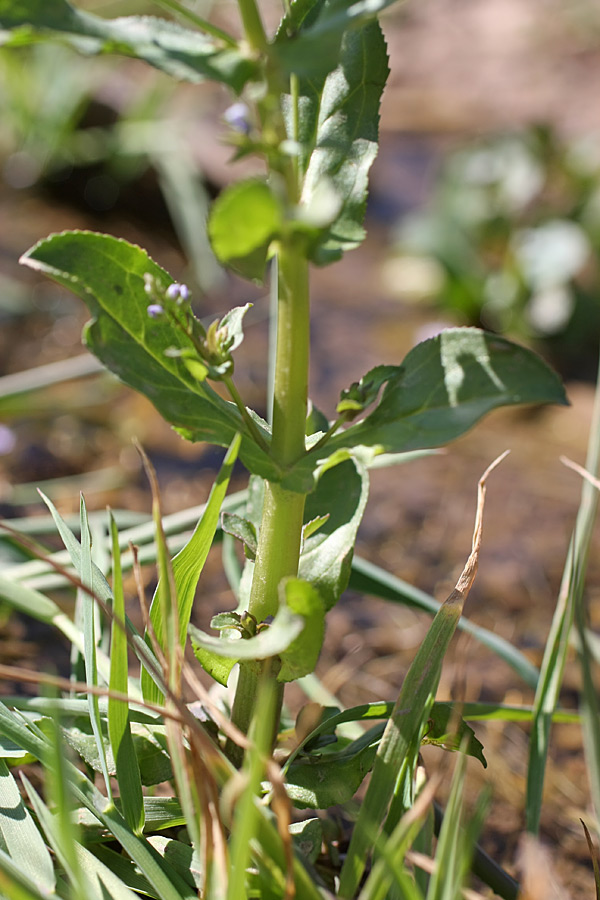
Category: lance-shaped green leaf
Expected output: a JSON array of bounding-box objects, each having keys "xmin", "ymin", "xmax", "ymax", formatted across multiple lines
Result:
[
  {"xmin": 21, "ymin": 232, "xmax": 278, "ymax": 482},
  {"xmin": 208, "ymin": 180, "xmax": 283, "ymax": 281},
  {"xmin": 108, "ymin": 514, "xmax": 144, "ymax": 835},
  {"xmin": 275, "ymin": 0, "xmax": 399, "ymax": 78},
  {"xmin": 299, "ymin": 20, "xmax": 388, "ymax": 264},
  {"xmin": 279, "ymin": 6, "xmax": 388, "ymax": 264},
  {"xmin": 141, "ymin": 433, "xmax": 240, "ymax": 705},
  {"xmin": 299, "ymin": 457, "xmax": 369, "ymax": 610},
  {"xmin": 0, "ymin": 0, "xmax": 256, "ymax": 92},
  {"xmin": 296, "ymin": 329, "xmax": 567, "ymax": 483}
]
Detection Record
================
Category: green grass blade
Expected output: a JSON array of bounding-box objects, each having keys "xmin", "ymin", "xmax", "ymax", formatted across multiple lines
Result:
[
  {"xmin": 73, "ymin": 841, "xmax": 143, "ymax": 900},
  {"xmin": 22, "ymin": 492, "xmax": 155, "ymax": 698},
  {"xmin": 141, "ymin": 449, "xmax": 206, "ymax": 863},
  {"xmin": 0, "ymin": 702, "xmax": 196, "ymax": 900},
  {"xmin": 350, "ymin": 555, "xmax": 539, "ymax": 688},
  {"xmin": 4, "ymin": 491, "xmax": 247, "ymax": 591},
  {"xmin": 141, "ymin": 433, "xmax": 241, "ymax": 704},
  {"xmin": 426, "ymin": 751, "xmax": 468, "ymax": 900},
  {"xmin": 0, "ymin": 760, "xmax": 55, "ymax": 895},
  {"xmin": 0, "ymin": 574, "xmax": 84, "ymax": 654},
  {"xmin": 358, "ymin": 783, "xmax": 435, "ymax": 900},
  {"xmin": 0, "ymin": 845, "xmax": 62, "ymax": 900},
  {"xmin": 41, "ymin": 704, "xmax": 87, "ymax": 900},
  {"xmin": 576, "ymin": 595, "xmax": 600, "ymax": 829},
  {"xmin": 84, "ymin": 843, "xmax": 157, "ymax": 896},
  {"xmin": 108, "ymin": 513, "xmax": 144, "ymax": 835},
  {"xmin": 0, "ymin": 697, "xmax": 158, "ymax": 725},
  {"xmin": 23, "ymin": 775, "xmax": 101, "ymax": 900},
  {"xmin": 339, "ymin": 456, "xmax": 502, "ymax": 898},
  {"xmin": 79, "ymin": 495, "xmax": 112, "ymax": 800},
  {"xmin": 39, "ymin": 491, "xmax": 114, "ymax": 606},
  {"xmin": 338, "ymin": 581, "xmax": 465, "ymax": 896},
  {"xmin": 526, "ymin": 359, "xmax": 600, "ymax": 834}
]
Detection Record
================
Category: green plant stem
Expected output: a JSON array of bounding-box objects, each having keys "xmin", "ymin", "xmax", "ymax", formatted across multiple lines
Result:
[
  {"xmin": 245, "ymin": 240, "xmax": 310, "ymax": 621},
  {"xmin": 223, "ymin": 375, "xmax": 271, "ymax": 454},
  {"xmin": 311, "ymin": 413, "xmax": 351, "ymax": 453},
  {"xmin": 269, "ymin": 239, "xmax": 310, "ymax": 467},
  {"xmin": 237, "ymin": 0, "xmax": 268, "ymax": 52},
  {"xmin": 228, "ymin": 241, "xmax": 311, "ymax": 754}
]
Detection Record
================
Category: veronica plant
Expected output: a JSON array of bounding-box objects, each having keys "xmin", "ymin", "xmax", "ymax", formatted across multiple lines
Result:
[{"xmin": 0, "ymin": 1, "xmax": 570, "ymax": 898}]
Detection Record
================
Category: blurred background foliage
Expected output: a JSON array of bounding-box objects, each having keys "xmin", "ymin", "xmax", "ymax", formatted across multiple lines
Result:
[{"xmin": 387, "ymin": 126, "xmax": 600, "ymax": 380}]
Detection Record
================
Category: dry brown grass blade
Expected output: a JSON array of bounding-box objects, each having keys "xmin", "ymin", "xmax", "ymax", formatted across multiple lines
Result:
[
  {"xmin": 0, "ymin": 662, "xmax": 183, "ymax": 721},
  {"xmin": 448, "ymin": 449, "xmax": 510, "ymax": 607},
  {"xmin": 561, "ymin": 455, "xmax": 600, "ymax": 491}
]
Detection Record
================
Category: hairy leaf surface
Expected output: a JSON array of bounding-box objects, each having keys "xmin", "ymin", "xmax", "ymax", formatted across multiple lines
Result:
[
  {"xmin": 279, "ymin": 3, "xmax": 388, "ymax": 264},
  {"xmin": 299, "ymin": 21, "xmax": 388, "ymax": 263},
  {"xmin": 276, "ymin": 0, "xmax": 399, "ymax": 77}
]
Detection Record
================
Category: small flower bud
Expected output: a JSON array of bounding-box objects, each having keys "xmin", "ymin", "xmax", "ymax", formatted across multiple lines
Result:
[
  {"xmin": 166, "ymin": 282, "xmax": 191, "ymax": 303},
  {"xmin": 147, "ymin": 304, "xmax": 164, "ymax": 318},
  {"xmin": 224, "ymin": 102, "xmax": 251, "ymax": 135}
]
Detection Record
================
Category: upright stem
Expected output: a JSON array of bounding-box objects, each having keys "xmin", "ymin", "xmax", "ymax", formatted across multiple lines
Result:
[
  {"xmin": 227, "ymin": 239, "xmax": 310, "ymax": 762},
  {"xmin": 249, "ymin": 238, "xmax": 310, "ymax": 620},
  {"xmin": 237, "ymin": 0, "xmax": 268, "ymax": 52},
  {"xmin": 228, "ymin": 1, "xmax": 312, "ymax": 762}
]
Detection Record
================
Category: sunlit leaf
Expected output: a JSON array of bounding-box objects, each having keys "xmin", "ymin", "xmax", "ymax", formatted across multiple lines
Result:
[
  {"xmin": 299, "ymin": 457, "xmax": 369, "ymax": 609},
  {"xmin": 0, "ymin": 0, "xmax": 255, "ymax": 91},
  {"xmin": 208, "ymin": 180, "xmax": 282, "ymax": 281},
  {"xmin": 21, "ymin": 232, "xmax": 277, "ymax": 482},
  {"xmin": 277, "ymin": 579, "xmax": 325, "ymax": 682},
  {"xmin": 290, "ymin": 329, "xmax": 568, "ymax": 489},
  {"xmin": 141, "ymin": 434, "xmax": 240, "ymax": 704},
  {"xmin": 0, "ymin": 761, "xmax": 55, "ymax": 895}
]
